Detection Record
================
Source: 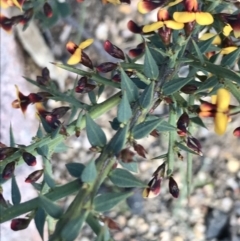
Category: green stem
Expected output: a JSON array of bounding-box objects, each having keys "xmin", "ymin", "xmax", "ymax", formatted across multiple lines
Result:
[
  {"xmin": 187, "ymin": 95, "xmax": 195, "ymax": 197},
  {"xmin": 0, "ymin": 179, "xmax": 81, "ymax": 223},
  {"xmin": 167, "ymin": 107, "xmax": 177, "ymax": 176}
]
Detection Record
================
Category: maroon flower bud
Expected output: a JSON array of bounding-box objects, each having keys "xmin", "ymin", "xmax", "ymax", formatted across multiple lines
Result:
[
  {"xmin": 104, "ymin": 40, "xmax": 125, "ymax": 60},
  {"xmin": 127, "ymin": 20, "xmax": 143, "ymax": 34},
  {"xmin": 150, "ymin": 129, "xmax": 159, "ymax": 137},
  {"xmin": 0, "ymin": 15, "xmax": 13, "ymax": 32},
  {"xmin": 233, "ymin": 127, "xmax": 240, "ymax": 137},
  {"xmin": 22, "ymin": 152, "xmax": 37, "ymax": 166},
  {"xmin": 169, "ymin": 176, "xmax": 179, "ymax": 198},
  {"xmin": 184, "ymin": 21, "xmax": 196, "ymax": 37},
  {"xmin": 138, "ymin": 1, "xmax": 164, "ymax": 13},
  {"xmin": 11, "ymin": 218, "xmax": 30, "ymax": 231},
  {"xmin": 177, "ymin": 112, "xmax": 189, "ymax": 137},
  {"xmin": 25, "ymin": 169, "xmax": 44, "ymax": 183},
  {"xmin": 117, "ymin": 148, "xmax": 135, "ymax": 163},
  {"xmin": 133, "ymin": 143, "xmax": 147, "ymax": 158},
  {"xmin": 11, "ymin": 15, "xmax": 24, "ymax": 25},
  {"xmin": 42, "ymin": 67, "xmax": 50, "ymax": 80},
  {"xmin": 143, "ymin": 176, "xmax": 162, "ymax": 198},
  {"xmin": 81, "ymin": 51, "xmax": 93, "ymax": 69},
  {"xmin": 158, "ymin": 27, "xmax": 171, "ymax": 46},
  {"xmin": 186, "ymin": 136, "xmax": 202, "ymax": 156},
  {"xmin": 120, "ymin": 0, "xmax": 130, "ymax": 3},
  {"xmin": 100, "ymin": 216, "xmax": 121, "ymax": 231},
  {"xmin": 96, "ymin": 62, "xmax": 118, "ymax": 73},
  {"xmin": 181, "ymin": 84, "xmax": 197, "ymax": 94},
  {"xmin": 36, "ymin": 76, "xmax": 48, "ymax": 86},
  {"xmin": 75, "ymin": 77, "xmax": 96, "ymax": 93},
  {"xmin": 2, "ymin": 162, "xmax": 15, "ymax": 180},
  {"xmin": 0, "ymin": 147, "xmax": 18, "ymax": 159},
  {"xmin": 112, "ymin": 73, "xmax": 121, "ymax": 83},
  {"xmin": 43, "ymin": 2, "xmax": 53, "ymax": 18},
  {"xmin": 28, "ymin": 93, "xmax": 43, "ymax": 103},
  {"xmin": 129, "ymin": 43, "xmax": 145, "ymax": 58}
]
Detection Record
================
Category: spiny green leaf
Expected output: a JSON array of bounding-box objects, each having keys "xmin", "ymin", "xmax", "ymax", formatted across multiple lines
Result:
[
  {"xmin": 139, "ymin": 81, "xmax": 155, "ymax": 109},
  {"xmin": 117, "ymin": 92, "xmax": 132, "ymax": 123},
  {"xmin": 38, "ymin": 195, "xmax": 63, "ymax": 219},
  {"xmin": 81, "ymin": 160, "xmax": 97, "ymax": 183},
  {"xmin": 144, "ymin": 45, "xmax": 159, "ymax": 79},
  {"xmin": 132, "ymin": 119, "xmax": 161, "ymax": 139},
  {"xmin": 11, "ymin": 175, "xmax": 21, "ymax": 205},
  {"xmin": 94, "ymin": 191, "xmax": 133, "ymax": 212},
  {"xmin": 163, "ymin": 77, "xmax": 193, "ymax": 95},
  {"xmin": 34, "ymin": 207, "xmax": 46, "ymax": 240},
  {"xmin": 108, "ymin": 124, "xmax": 129, "ymax": 155},
  {"xmin": 120, "ymin": 68, "xmax": 138, "ymax": 102},
  {"xmin": 109, "ymin": 168, "xmax": 146, "ymax": 188},
  {"xmin": 86, "ymin": 114, "xmax": 107, "ymax": 147},
  {"xmin": 66, "ymin": 163, "xmax": 85, "ymax": 178}
]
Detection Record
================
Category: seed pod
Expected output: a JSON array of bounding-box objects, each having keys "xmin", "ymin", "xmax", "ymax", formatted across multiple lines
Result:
[
  {"xmin": 104, "ymin": 40, "xmax": 125, "ymax": 60},
  {"xmin": 25, "ymin": 169, "xmax": 44, "ymax": 183},
  {"xmin": 96, "ymin": 62, "xmax": 118, "ymax": 73},
  {"xmin": 22, "ymin": 152, "xmax": 37, "ymax": 166},
  {"xmin": 169, "ymin": 176, "xmax": 179, "ymax": 198},
  {"xmin": 11, "ymin": 218, "xmax": 30, "ymax": 231},
  {"xmin": 2, "ymin": 162, "xmax": 15, "ymax": 180},
  {"xmin": 181, "ymin": 84, "xmax": 197, "ymax": 94}
]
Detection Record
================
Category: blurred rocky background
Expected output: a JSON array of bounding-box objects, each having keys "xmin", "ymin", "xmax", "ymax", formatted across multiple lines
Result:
[{"xmin": 1, "ymin": 1, "xmax": 240, "ymax": 240}]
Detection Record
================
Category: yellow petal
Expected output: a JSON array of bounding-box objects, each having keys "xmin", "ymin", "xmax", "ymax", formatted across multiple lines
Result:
[
  {"xmin": 12, "ymin": 0, "xmax": 22, "ymax": 11},
  {"xmin": 0, "ymin": 0, "xmax": 10, "ymax": 8},
  {"xmin": 79, "ymin": 38, "xmax": 94, "ymax": 49},
  {"xmin": 214, "ymin": 113, "xmax": 228, "ymax": 135},
  {"xmin": 199, "ymin": 33, "xmax": 221, "ymax": 45},
  {"xmin": 223, "ymin": 24, "xmax": 233, "ymax": 37},
  {"xmin": 168, "ymin": 0, "xmax": 183, "ymax": 7},
  {"xmin": 220, "ymin": 46, "xmax": 238, "ymax": 55},
  {"xmin": 173, "ymin": 12, "xmax": 195, "ymax": 23},
  {"xmin": 106, "ymin": 0, "xmax": 121, "ymax": 4},
  {"xmin": 195, "ymin": 12, "xmax": 213, "ymax": 25},
  {"xmin": 216, "ymin": 88, "xmax": 230, "ymax": 112},
  {"xmin": 67, "ymin": 48, "xmax": 82, "ymax": 65},
  {"xmin": 211, "ymin": 95, "xmax": 217, "ymax": 105},
  {"xmin": 142, "ymin": 22, "xmax": 164, "ymax": 33},
  {"xmin": 164, "ymin": 20, "xmax": 184, "ymax": 30}
]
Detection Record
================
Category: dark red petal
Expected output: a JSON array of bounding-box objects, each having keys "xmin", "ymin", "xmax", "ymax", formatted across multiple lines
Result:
[
  {"xmin": 169, "ymin": 176, "xmax": 179, "ymax": 198},
  {"xmin": 133, "ymin": 143, "xmax": 147, "ymax": 158},
  {"xmin": 22, "ymin": 152, "xmax": 37, "ymax": 166},
  {"xmin": 186, "ymin": 136, "xmax": 202, "ymax": 155},
  {"xmin": 51, "ymin": 106, "xmax": 70, "ymax": 119},
  {"xmin": 96, "ymin": 62, "xmax": 118, "ymax": 73},
  {"xmin": 104, "ymin": 40, "xmax": 125, "ymax": 60},
  {"xmin": 2, "ymin": 162, "xmax": 15, "ymax": 180},
  {"xmin": 233, "ymin": 127, "xmax": 240, "ymax": 137},
  {"xmin": 127, "ymin": 20, "xmax": 143, "ymax": 34},
  {"xmin": 180, "ymin": 84, "xmax": 197, "ymax": 94},
  {"xmin": 129, "ymin": 48, "xmax": 144, "ymax": 58},
  {"xmin": 112, "ymin": 74, "xmax": 121, "ymax": 83},
  {"xmin": 81, "ymin": 51, "xmax": 93, "ymax": 69},
  {"xmin": 184, "ymin": 21, "xmax": 196, "ymax": 37},
  {"xmin": 25, "ymin": 169, "xmax": 44, "ymax": 183},
  {"xmin": 158, "ymin": 27, "xmax": 171, "ymax": 46},
  {"xmin": 120, "ymin": 0, "xmax": 130, "ymax": 3},
  {"xmin": 11, "ymin": 218, "xmax": 30, "ymax": 231},
  {"xmin": 66, "ymin": 42, "xmax": 78, "ymax": 54},
  {"xmin": 28, "ymin": 93, "xmax": 43, "ymax": 103},
  {"xmin": 177, "ymin": 112, "xmax": 189, "ymax": 136},
  {"xmin": 139, "ymin": 1, "xmax": 164, "ymax": 13},
  {"xmin": 43, "ymin": 2, "xmax": 53, "ymax": 18},
  {"xmin": 0, "ymin": 15, "xmax": 13, "ymax": 32}
]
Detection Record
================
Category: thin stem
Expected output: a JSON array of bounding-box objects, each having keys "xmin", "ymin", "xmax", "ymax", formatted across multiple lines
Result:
[{"xmin": 167, "ymin": 107, "xmax": 177, "ymax": 176}]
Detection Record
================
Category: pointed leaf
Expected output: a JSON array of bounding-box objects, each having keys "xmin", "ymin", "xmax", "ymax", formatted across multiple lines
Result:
[
  {"xmin": 51, "ymin": 123, "xmax": 62, "ymax": 139},
  {"xmin": 119, "ymin": 161, "xmax": 138, "ymax": 173},
  {"xmin": 86, "ymin": 114, "xmax": 107, "ymax": 147},
  {"xmin": 163, "ymin": 77, "xmax": 193, "ymax": 95},
  {"xmin": 66, "ymin": 163, "xmax": 85, "ymax": 178},
  {"xmin": 9, "ymin": 124, "xmax": 15, "ymax": 147},
  {"xmin": 190, "ymin": 117, "xmax": 208, "ymax": 129},
  {"xmin": 94, "ymin": 191, "xmax": 133, "ymax": 212},
  {"xmin": 34, "ymin": 207, "xmax": 46, "ymax": 240},
  {"xmin": 117, "ymin": 92, "xmax": 132, "ymax": 123},
  {"xmin": 88, "ymin": 91, "xmax": 97, "ymax": 105},
  {"xmin": 139, "ymin": 81, "xmax": 155, "ymax": 109},
  {"xmin": 44, "ymin": 170, "xmax": 55, "ymax": 189},
  {"xmin": 221, "ymin": 48, "xmax": 240, "ymax": 68},
  {"xmin": 224, "ymin": 79, "xmax": 240, "ymax": 103},
  {"xmin": 109, "ymin": 168, "xmax": 146, "ymax": 188},
  {"xmin": 108, "ymin": 124, "xmax": 129, "ymax": 155},
  {"xmin": 81, "ymin": 160, "xmax": 97, "ymax": 183},
  {"xmin": 195, "ymin": 76, "xmax": 218, "ymax": 93},
  {"xmin": 54, "ymin": 142, "xmax": 68, "ymax": 153},
  {"xmin": 157, "ymin": 120, "xmax": 176, "ymax": 132},
  {"xmin": 175, "ymin": 142, "xmax": 199, "ymax": 155},
  {"xmin": 192, "ymin": 39, "xmax": 205, "ymax": 65},
  {"xmin": 38, "ymin": 195, "xmax": 63, "ymax": 219},
  {"xmin": 11, "ymin": 176, "xmax": 21, "ymax": 205},
  {"xmin": 199, "ymin": 35, "xmax": 219, "ymax": 53},
  {"xmin": 144, "ymin": 45, "xmax": 159, "ymax": 79},
  {"xmin": 152, "ymin": 153, "xmax": 167, "ymax": 160},
  {"xmin": 120, "ymin": 68, "xmax": 138, "ymax": 102},
  {"xmin": 36, "ymin": 124, "xmax": 44, "ymax": 138},
  {"xmin": 132, "ymin": 119, "xmax": 161, "ymax": 139},
  {"xmin": 36, "ymin": 145, "xmax": 49, "ymax": 157}
]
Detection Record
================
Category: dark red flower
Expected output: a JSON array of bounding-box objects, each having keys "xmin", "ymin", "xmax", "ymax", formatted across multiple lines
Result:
[
  {"xmin": 169, "ymin": 176, "xmax": 179, "ymax": 198},
  {"xmin": 117, "ymin": 148, "xmax": 135, "ymax": 163},
  {"xmin": 96, "ymin": 62, "xmax": 118, "ymax": 73},
  {"xmin": 133, "ymin": 143, "xmax": 147, "ymax": 158},
  {"xmin": 11, "ymin": 218, "xmax": 30, "ymax": 231},
  {"xmin": 143, "ymin": 176, "xmax": 162, "ymax": 198},
  {"xmin": 0, "ymin": 15, "xmax": 13, "ymax": 32},
  {"xmin": 127, "ymin": 20, "xmax": 143, "ymax": 34},
  {"xmin": 100, "ymin": 216, "xmax": 121, "ymax": 231},
  {"xmin": 2, "ymin": 162, "xmax": 15, "ymax": 180},
  {"xmin": 180, "ymin": 84, "xmax": 197, "ymax": 94},
  {"xmin": 43, "ymin": 2, "xmax": 53, "ymax": 18},
  {"xmin": 177, "ymin": 112, "xmax": 189, "ymax": 137},
  {"xmin": 25, "ymin": 169, "xmax": 44, "ymax": 183},
  {"xmin": 75, "ymin": 77, "xmax": 96, "ymax": 93},
  {"xmin": 104, "ymin": 40, "xmax": 125, "ymax": 60},
  {"xmin": 22, "ymin": 152, "xmax": 37, "ymax": 166},
  {"xmin": 186, "ymin": 136, "xmax": 202, "ymax": 156},
  {"xmin": 233, "ymin": 127, "xmax": 240, "ymax": 137}
]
